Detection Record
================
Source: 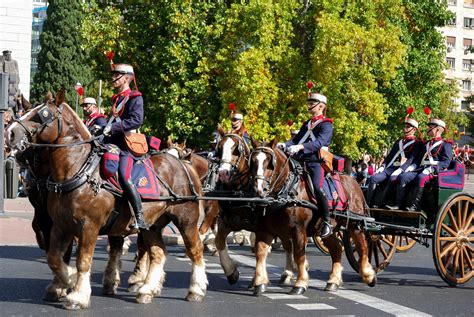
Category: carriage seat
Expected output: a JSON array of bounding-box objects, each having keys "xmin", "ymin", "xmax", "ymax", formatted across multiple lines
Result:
[{"xmin": 437, "ymin": 160, "xmax": 465, "ymax": 190}]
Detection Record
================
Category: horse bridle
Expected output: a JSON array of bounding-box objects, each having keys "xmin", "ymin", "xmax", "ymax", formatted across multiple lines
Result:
[
  {"xmin": 13, "ymin": 101, "xmax": 64, "ymax": 151},
  {"xmin": 250, "ymin": 146, "xmax": 290, "ymax": 197},
  {"xmin": 217, "ymin": 133, "xmax": 250, "ymax": 183}
]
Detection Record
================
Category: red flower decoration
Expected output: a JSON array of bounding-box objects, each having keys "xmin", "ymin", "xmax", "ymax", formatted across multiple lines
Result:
[
  {"xmin": 76, "ymin": 86, "xmax": 84, "ymax": 96},
  {"xmin": 306, "ymin": 81, "xmax": 314, "ymax": 90},
  {"xmin": 229, "ymin": 102, "xmax": 235, "ymax": 111},
  {"xmin": 423, "ymin": 106, "xmax": 431, "ymax": 115},
  {"xmin": 106, "ymin": 51, "xmax": 115, "ymax": 61},
  {"xmin": 407, "ymin": 106, "xmax": 414, "ymax": 115},
  {"xmin": 287, "ymin": 120, "xmax": 293, "ymax": 127}
]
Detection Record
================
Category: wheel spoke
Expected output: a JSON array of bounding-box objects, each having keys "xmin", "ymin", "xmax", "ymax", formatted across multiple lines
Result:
[
  {"xmin": 450, "ymin": 249, "xmax": 459, "ymax": 277},
  {"xmin": 457, "ymin": 201, "xmax": 463, "ymax": 231},
  {"xmin": 377, "ymin": 241, "xmax": 389, "ymax": 259},
  {"xmin": 459, "ymin": 249, "xmax": 465, "ymax": 278},
  {"xmin": 447, "ymin": 209, "xmax": 459, "ymax": 232},
  {"xmin": 441, "ymin": 223, "xmax": 458, "ymax": 237},
  {"xmin": 440, "ymin": 241, "xmax": 457, "ymax": 258},
  {"xmin": 461, "ymin": 200, "xmax": 469, "ymax": 229},
  {"xmin": 462, "ymin": 248, "xmax": 474, "ymax": 270},
  {"xmin": 439, "ymin": 236, "xmax": 458, "ymax": 241},
  {"xmin": 462, "ymin": 206, "xmax": 473, "ymax": 232},
  {"xmin": 374, "ymin": 243, "xmax": 381, "ymax": 268}
]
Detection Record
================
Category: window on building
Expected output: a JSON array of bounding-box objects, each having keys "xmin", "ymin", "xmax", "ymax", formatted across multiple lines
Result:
[
  {"xmin": 463, "ymin": 59, "xmax": 472, "ymax": 71},
  {"xmin": 461, "ymin": 101, "xmax": 470, "ymax": 110},
  {"xmin": 462, "ymin": 80, "xmax": 472, "ymax": 90},
  {"xmin": 447, "ymin": 36, "xmax": 456, "ymax": 51},
  {"xmin": 448, "ymin": 15, "xmax": 457, "ymax": 26},
  {"xmin": 448, "ymin": 0, "xmax": 456, "ymax": 5},
  {"xmin": 447, "ymin": 57, "xmax": 456, "ymax": 69},
  {"xmin": 464, "ymin": 38, "xmax": 473, "ymax": 54},
  {"xmin": 465, "ymin": 0, "xmax": 474, "ymax": 7},
  {"xmin": 464, "ymin": 17, "xmax": 474, "ymax": 28}
]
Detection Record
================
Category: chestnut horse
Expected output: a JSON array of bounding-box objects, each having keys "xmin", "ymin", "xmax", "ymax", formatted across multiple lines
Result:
[
  {"xmin": 6, "ymin": 90, "xmax": 207, "ymax": 309},
  {"xmin": 214, "ymin": 129, "xmax": 299, "ymax": 292},
  {"xmin": 248, "ymin": 140, "xmax": 377, "ymax": 293}
]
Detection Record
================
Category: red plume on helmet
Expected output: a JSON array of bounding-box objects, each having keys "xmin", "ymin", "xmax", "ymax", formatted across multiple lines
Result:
[
  {"xmin": 424, "ymin": 106, "xmax": 431, "ymax": 117},
  {"xmin": 306, "ymin": 81, "xmax": 314, "ymax": 90},
  {"xmin": 287, "ymin": 119, "xmax": 293, "ymax": 127}
]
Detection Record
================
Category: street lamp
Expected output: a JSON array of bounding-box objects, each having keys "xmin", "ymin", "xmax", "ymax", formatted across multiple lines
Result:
[{"xmin": 74, "ymin": 82, "xmax": 82, "ymax": 114}]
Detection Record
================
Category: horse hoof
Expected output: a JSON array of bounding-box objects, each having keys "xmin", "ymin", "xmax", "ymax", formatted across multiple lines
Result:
[
  {"xmin": 247, "ymin": 282, "xmax": 254, "ymax": 290},
  {"xmin": 278, "ymin": 274, "xmax": 291, "ymax": 286},
  {"xmin": 368, "ymin": 275, "xmax": 377, "ymax": 287},
  {"xmin": 324, "ymin": 283, "xmax": 339, "ymax": 292},
  {"xmin": 128, "ymin": 283, "xmax": 143, "ymax": 293},
  {"xmin": 289, "ymin": 286, "xmax": 306, "ymax": 295},
  {"xmin": 64, "ymin": 300, "xmax": 86, "ymax": 310},
  {"xmin": 136, "ymin": 293, "xmax": 153, "ymax": 304},
  {"xmin": 226, "ymin": 270, "xmax": 240, "ymax": 285},
  {"xmin": 253, "ymin": 284, "xmax": 267, "ymax": 296},
  {"xmin": 102, "ymin": 284, "xmax": 117, "ymax": 296},
  {"xmin": 186, "ymin": 292, "xmax": 204, "ymax": 302}
]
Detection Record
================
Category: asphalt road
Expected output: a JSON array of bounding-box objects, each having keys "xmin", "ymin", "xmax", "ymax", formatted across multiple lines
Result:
[{"xmin": 0, "ymin": 239, "xmax": 472, "ymax": 317}]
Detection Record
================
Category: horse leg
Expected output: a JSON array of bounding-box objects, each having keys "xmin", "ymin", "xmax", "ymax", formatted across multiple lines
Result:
[
  {"xmin": 253, "ymin": 232, "xmax": 273, "ymax": 296},
  {"xmin": 44, "ymin": 225, "xmax": 76, "ymax": 302},
  {"xmin": 323, "ymin": 233, "xmax": 344, "ymax": 292},
  {"xmin": 289, "ymin": 228, "xmax": 309, "ymax": 295},
  {"xmin": 63, "ymin": 226, "xmax": 100, "ymax": 310},
  {"xmin": 215, "ymin": 219, "xmax": 239, "ymax": 284},
  {"xmin": 180, "ymin": 217, "xmax": 208, "ymax": 302},
  {"xmin": 103, "ymin": 235, "xmax": 124, "ymax": 295},
  {"xmin": 128, "ymin": 233, "xmax": 149, "ymax": 293},
  {"xmin": 350, "ymin": 229, "xmax": 377, "ymax": 287},
  {"xmin": 199, "ymin": 201, "xmax": 220, "ymax": 235},
  {"xmin": 278, "ymin": 237, "xmax": 295, "ymax": 285},
  {"xmin": 136, "ymin": 230, "xmax": 166, "ymax": 304}
]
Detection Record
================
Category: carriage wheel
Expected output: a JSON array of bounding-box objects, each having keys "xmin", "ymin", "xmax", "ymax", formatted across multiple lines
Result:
[
  {"xmin": 343, "ymin": 231, "xmax": 398, "ymax": 273},
  {"xmin": 383, "ymin": 235, "xmax": 416, "ymax": 253},
  {"xmin": 433, "ymin": 192, "xmax": 473, "ymax": 286},
  {"xmin": 313, "ymin": 231, "xmax": 344, "ymax": 255}
]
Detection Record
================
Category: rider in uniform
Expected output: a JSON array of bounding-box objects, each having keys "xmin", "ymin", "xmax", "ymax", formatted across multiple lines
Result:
[
  {"xmin": 103, "ymin": 63, "xmax": 148, "ymax": 230},
  {"xmin": 398, "ymin": 118, "xmax": 453, "ymax": 211},
  {"xmin": 231, "ymin": 113, "xmax": 251, "ymax": 145},
  {"xmin": 278, "ymin": 92, "xmax": 333, "ymax": 238},
  {"xmin": 367, "ymin": 116, "xmax": 422, "ymax": 209},
  {"xmin": 81, "ymin": 97, "xmax": 107, "ymax": 135}
]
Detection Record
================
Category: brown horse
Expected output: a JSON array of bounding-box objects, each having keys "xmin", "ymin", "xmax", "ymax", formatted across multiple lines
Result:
[
  {"xmin": 213, "ymin": 128, "xmax": 299, "ymax": 291},
  {"xmin": 6, "ymin": 89, "xmax": 207, "ymax": 309},
  {"xmin": 248, "ymin": 140, "xmax": 376, "ymax": 293}
]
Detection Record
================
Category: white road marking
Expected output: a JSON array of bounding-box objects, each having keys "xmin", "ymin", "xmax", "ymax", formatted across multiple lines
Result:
[
  {"xmin": 263, "ymin": 293, "xmax": 307, "ymax": 300},
  {"xmin": 229, "ymin": 251, "xmax": 432, "ymax": 317},
  {"xmin": 205, "ymin": 263, "xmax": 222, "ymax": 268},
  {"xmin": 206, "ymin": 269, "xmax": 224, "ymax": 274},
  {"xmin": 287, "ymin": 303, "xmax": 336, "ymax": 310}
]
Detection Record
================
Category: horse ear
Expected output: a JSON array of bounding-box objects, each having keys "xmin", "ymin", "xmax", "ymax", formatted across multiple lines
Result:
[
  {"xmin": 268, "ymin": 138, "xmax": 278, "ymax": 149},
  {"xmin": 180, "ymin": 140, "xmax": 186, "ymax": 148},
  {"xmin": 21, "ymin": 94, "xmax": 32, "ymax": 111},
  {"xmin": 55, "ymin": 86, "xmax": 66, "ymax": 106},
  {"xmin": 167, "ymin": 136, "xmax": 173, "ymax": 147},
  {"xmin": 44, "ymin": 91, "xmax": 53, "ymax": 103},
  {"xmin": 217, "ymin": 125, "xmax": 225, "ymax": 136},
  {"xmin": 251, "ymin": 138, "xmax": 260, "ymax": 149}
]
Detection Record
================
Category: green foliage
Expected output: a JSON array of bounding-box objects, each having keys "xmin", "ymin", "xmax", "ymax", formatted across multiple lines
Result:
[
  {"xmin": 31, "ymin": 0, "xmax": 92, "ymax": 104},
  {"xmin": 79, "ymin": 0, "xmax": 461, "ymax": 158}
]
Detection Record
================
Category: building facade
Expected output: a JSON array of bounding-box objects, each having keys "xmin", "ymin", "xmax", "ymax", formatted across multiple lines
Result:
[
  {"xmin": 31, "ymin": 1, "xmax": 48, "ymax": 80},
  {"xmin": 0, "ymin": 0, "xmax": 33, "ymax": 100}
]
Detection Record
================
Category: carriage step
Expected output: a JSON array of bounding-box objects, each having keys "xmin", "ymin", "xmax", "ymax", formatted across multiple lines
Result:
[{"xmin": 369, "ymin": 208, "xmax": 427, "ymax": 219}]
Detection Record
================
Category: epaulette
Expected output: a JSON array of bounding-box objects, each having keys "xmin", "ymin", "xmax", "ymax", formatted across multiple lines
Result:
[
  {"xmin": 322, "ymin": 118, "xmax": 334, "ymax": 124},
  {"xmin": 444, "ymin": 139, "xmax": 453, "ymax": 145}
]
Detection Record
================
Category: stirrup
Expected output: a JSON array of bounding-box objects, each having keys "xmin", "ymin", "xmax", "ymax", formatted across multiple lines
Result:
[{"xmin": 319, "ymin": 221, "xmax": 332, "ymax": 239}]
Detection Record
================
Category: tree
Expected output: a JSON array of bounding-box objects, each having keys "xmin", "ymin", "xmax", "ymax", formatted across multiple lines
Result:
[{"xmin": 31, "ymin": 0, "xmax": 92, "ymax": 104}]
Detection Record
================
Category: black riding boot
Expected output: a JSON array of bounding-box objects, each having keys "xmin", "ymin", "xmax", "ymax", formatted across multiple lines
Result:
[
  {"xmin": 406, "ymin": 186, "xmax": 423, "ymax": 212},
  {"xmin": 386, "ymin": 184, "xmax": 404, "ymax": 210},
  {"xmin": 366, "ymin": 182, "xmax": 377, "ymax": 208},
  {"xmin": 314, "ymin": 189, "xmax": 332, "ymax": 239},
  {"xmin": 125, "ymin": 180, "xmax": 149, "ymax": 230}
]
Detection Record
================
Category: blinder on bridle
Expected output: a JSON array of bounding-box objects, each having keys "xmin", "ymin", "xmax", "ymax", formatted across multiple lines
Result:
[
  {"xmin": 217, "ymin": 133, "xmax": 248, "ymax": 172},
  {"xmin": 13, "ymin": 101, "xmax": 63, "ymax": 151},
  {"xmin": 250, "ymin": 146, "xmax": 277, "ymax": 185}
]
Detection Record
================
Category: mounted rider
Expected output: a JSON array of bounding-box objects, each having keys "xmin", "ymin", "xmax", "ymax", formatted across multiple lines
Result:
[
  {"xmin": 368, "ymin": 107, "xmax": 423, "ymax": 209},
  {"xmin": 81, "ymin": 97, "xmax": 107, "ymax": 135},
  {"xmin": 231, "ymin": 112, "xmax": 251, "ymax": 145},
  {"xmin": 103, "ymin": 61, "xmax": 148, "ymax": 230},
  {"xmin": 397, "ymin": 116, "xmax": 453, "ymax": 211},
  {"xmin": 277, "ymin": 88, "xmax": 333, "ymax": 238}
]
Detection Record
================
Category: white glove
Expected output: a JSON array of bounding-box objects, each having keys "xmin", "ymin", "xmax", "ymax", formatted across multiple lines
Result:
[
  {"xmin": 376, "ymin": 165, "xmax": 385, "ymax": 173},
  {"xmin": 391, "ymin": 168, "xmax": 403, "ymax": 177},
  {"xmin": 276, "ymin": 142, "xmax": 286, "ymax": 151},
  {"xmin": 422, "ymin": 167, "xmax": 431, "ymax": 175},
  {"xmin": 207, "ymin": 151, "xmax": 215, "ymax": 159},
  {"xmin": 287, "ymin": 145, "xmax": 302, "ymax": 156},
  {"xmin": 405, "ymin": 164, "xmax": 416, "ymax": 173},
  {"xmin": 103, "ymin": 125, "xmax": 111, "ymax": 136}
]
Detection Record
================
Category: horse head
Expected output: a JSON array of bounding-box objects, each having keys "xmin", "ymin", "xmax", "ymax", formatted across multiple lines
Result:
[
  {"xmin": 6, "ymin": 87, "xmax": 90, "ymax": 151},
  {"xmin": 165, "ymin": 136, "xmax": 190, "ymax": 159},
  {"xmin": 249, "ymin": 138, "xmax": 289, "ymax": 198},
  {"xmin": 216, "ymin": 125, "xmax": 250, "ymax": 185}
]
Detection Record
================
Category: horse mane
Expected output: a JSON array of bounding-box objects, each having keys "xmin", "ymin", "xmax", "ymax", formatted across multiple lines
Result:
[{"xmin": 61, "ymin": 103, "xmax": 92, "ymax": 139}]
